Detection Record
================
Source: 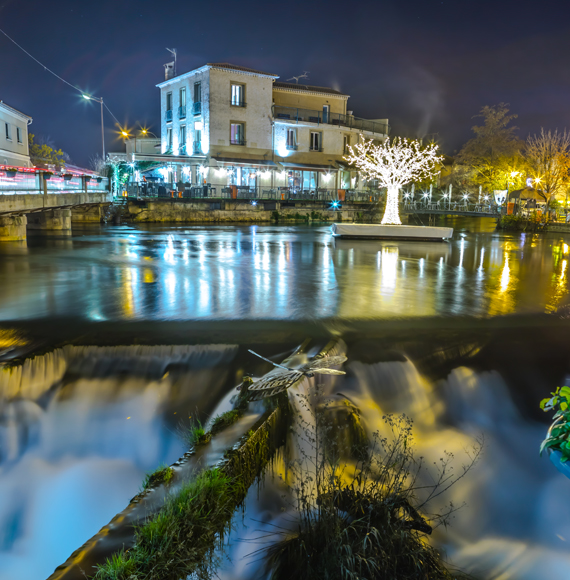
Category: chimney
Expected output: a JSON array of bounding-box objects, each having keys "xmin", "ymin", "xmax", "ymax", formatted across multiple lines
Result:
[{"xmin": 164, "ymin": 62, "xmax": 174, "ymax": 81}]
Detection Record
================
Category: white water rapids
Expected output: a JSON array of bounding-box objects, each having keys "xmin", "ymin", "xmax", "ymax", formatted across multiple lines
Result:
[
  {"xmin": 0, "ymin": 344, "xmax": 238, "ymax": 580},
  {"xmin": 217, "ymin": 355, "xmax": 570, "ymax": 580}
]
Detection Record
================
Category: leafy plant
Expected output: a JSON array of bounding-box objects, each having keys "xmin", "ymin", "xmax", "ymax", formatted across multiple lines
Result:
[{"xmin": 540, "ymin": 386, "xmax": 570, "ymax": 461}]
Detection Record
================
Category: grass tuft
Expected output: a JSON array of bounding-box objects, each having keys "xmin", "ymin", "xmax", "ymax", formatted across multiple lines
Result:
[
  {"xmin": 210, "ymin": 409, "xmax": 242, "ymax": 435},
  {"xmin": 141, "ymin": 464, "xmax": 174, "ymax": 491}
]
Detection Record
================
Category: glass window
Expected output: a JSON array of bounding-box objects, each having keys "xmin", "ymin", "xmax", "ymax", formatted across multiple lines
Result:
[
  {"xmin": 302, "ymin": 171, "xmax": 318, "ymax": 190},
  {"xmin": 166, "ymin": 127, "xmax": 172, "ymax": 150},
  {"xmin": 288, "ymin": 170, "xmax": 302, "ymax": 191},
  {"xmin": 343, "ymin": 135, "xmax": 349, "ymax": 153},
  {"xmin": 16, "ymin": 127, "xmax": 22, "ymax": 143},
  {"xmin": 180, "ymin": 87, "xmax": 186, "ymax": 107},
  {"xmin": 194, "ymin": 82, "xmax": 201, "ymax": 103},
  {"xmin": 5, "ymin": 123, "xmax": 11, "ymax": 140},
  {"xmin": 231, "ymin": 84, "xmax": 245, "ymax": 106},
  {"xmin": 230, "ymin": 123, "xmax": 245, "ymax": 145},
  {"xmin": 179, "ymin": 125, "xmax": 186, "ymax": 150},
  {"xmin": 286, "ymin": 129, "xmax": 296, "ymax": 149},
  {"xmin": 166, "ymin": 92, "xmax": 172, "ymax": 111},
  {"xmin": 310, "ymin": 132, "xmax": 321, "ymax": 151}
]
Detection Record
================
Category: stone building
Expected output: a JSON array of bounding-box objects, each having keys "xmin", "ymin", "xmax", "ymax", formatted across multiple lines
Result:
[
  {"xmin": 0, "ymin": 100, "xmax": 32, "ymax": 168},
  {"xmin": 121, "ymin": 62, "xmax": 389, "ymax": 195}
]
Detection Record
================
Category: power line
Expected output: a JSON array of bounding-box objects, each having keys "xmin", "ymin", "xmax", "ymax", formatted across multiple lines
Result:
[{"xmin": 0, "ymin": 26, "xmax": 122, "ymax": 126}]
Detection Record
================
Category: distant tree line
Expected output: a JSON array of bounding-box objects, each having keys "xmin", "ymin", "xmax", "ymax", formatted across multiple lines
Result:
[{"xmin": 449, "ymin": 103, "xmax": 570, "ymax": 206}]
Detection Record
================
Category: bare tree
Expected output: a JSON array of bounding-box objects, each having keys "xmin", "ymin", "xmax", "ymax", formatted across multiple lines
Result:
[{"xmin": 526, "ymin": 128, "xmax": 570, "ymax": 204}]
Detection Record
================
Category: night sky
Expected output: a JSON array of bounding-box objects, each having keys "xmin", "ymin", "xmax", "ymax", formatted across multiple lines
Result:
[{"xmin": 1, "ymin": 0, "xmax": 570, "ymax": 167}]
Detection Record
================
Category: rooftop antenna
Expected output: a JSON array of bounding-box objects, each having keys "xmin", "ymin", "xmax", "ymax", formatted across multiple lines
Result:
[
  {"xmin": 287, "ymin": 71, "xmax": 309, "ymax": 84},
  {"xmin": 166, "ymin": 48, "xmax": 177, "ymax": 76}
]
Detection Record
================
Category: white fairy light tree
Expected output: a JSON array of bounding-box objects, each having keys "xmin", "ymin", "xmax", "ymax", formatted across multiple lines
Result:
[{"xmin": 345, "ymin": 137, "xmax": 444, "ymax": 225}]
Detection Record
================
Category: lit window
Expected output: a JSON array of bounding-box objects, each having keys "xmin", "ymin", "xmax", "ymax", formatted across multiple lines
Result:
[
  {"xmin": 286, "ymin": 129, "xmax": 296, "ymax": 149},
  {"xmin": 230, "ymin": 123, "xmax": 245, "ymax": 145},
  {"xmin": 310, "ymin": 132, "xmax": 321, "ymax": 151},
  {"xmin": 231, "ymin": 84, "xmax": 245, "ymax": 106}
]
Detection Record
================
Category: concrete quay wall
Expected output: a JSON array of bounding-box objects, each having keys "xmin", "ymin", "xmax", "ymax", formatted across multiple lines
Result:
[{"xmin": 127, "ymin": 199, "xmax": 379, "ymax": 223}]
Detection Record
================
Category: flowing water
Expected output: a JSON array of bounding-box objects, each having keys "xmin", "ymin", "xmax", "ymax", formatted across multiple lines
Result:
[{"xmin": 1, "ymin": 220, "xmax": 570, "ymax": 579}]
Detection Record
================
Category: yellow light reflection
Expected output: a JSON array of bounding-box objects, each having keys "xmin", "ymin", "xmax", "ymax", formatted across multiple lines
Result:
[
  {"xmin": 143, "ymin": 268, "xmax": 155, "ymax": 283},
  {"xmin": 500, "ymin": 253, "xmax": 510, "ymax": 293}
]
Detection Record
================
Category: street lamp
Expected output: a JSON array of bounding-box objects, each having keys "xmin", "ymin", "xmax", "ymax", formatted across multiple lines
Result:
[
  {"xmin": 140, "ymin": 128, "xmax": 158, "ymax": 139},
  {"xmin": 82, "ymin": 94, "xmax": 105, "ymax": 160}
]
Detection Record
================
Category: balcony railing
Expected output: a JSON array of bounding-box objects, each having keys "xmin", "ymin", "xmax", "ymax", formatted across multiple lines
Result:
[
  {"xmin": 193, "ymin": 102, "xmax": 202, "ymax": 115},
  {"xmin": 273, "ymin": 106, "xmax": 390, "ymax": 135},
  {"xmin": 230, "ymin": 139, "xmax": 246, "ymax": 146},
  {"xmin": 178, "ymin": 106, "xmax": 186, "ymax": 119},
  {"xmin": 230, "ymin": 100, "xmax": 246, "ymax": 107},
  {"xmin": 286, "ymin": 143, "xmax": 298, "ymax": 150},
  {"xmin": 193, "ymin": 142, "xmax": 202, "ymax": 154},
  {"xmin": 309, "ymin": 146, "xmax": 323, "ymax": 152},
  {"xmin": 165, "ymin": 109, "xmax": 173, "ymax": 122}
]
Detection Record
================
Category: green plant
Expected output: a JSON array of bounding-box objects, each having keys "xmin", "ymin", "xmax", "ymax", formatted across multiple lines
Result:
[
  {"xmin": 178, "ymin": 417, "xmax": 212, "ymax": 447},
  {"xmin": 141, "ymin": 464, "xmax": 175, "ymax": 491},
  {"xmin": 540, "ymin": 386, "xmax": 570, "ymax": 461},
  {"xmin": 95, "ymin": 469, "xmax": 238, "ymax": 580}
]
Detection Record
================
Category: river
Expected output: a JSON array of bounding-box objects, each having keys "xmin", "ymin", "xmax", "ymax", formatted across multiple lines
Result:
[{"xmin": 1, "ymin": 219, "xmax": 570, "ymax": 580}]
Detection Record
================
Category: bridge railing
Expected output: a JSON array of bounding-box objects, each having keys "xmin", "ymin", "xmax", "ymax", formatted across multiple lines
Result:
[
  {"xmin": 0, "ymin": 172, "xmax": 109, "ymax": 195},
  {"xmin": 403, "ymin": 201, "xmax": 501, "ymax": 214}
]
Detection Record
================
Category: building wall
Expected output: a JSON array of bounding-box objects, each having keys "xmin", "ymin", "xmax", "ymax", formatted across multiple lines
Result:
[
  {"xmin": 0, "ymin": 103, "xmax": 32, "ymax": 167},
  {"xmin": 272, "ymin": 89, "xmax": 347, "ymax": 115},
  {"xmin": 208, "ymin": 68, "xmax": 274, "ymax": 158}
]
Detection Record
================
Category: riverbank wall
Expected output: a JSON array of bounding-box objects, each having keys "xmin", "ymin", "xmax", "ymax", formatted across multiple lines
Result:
[{"xmin": 126, "ymin": 198, "xmax": 381, "ymax": 223}]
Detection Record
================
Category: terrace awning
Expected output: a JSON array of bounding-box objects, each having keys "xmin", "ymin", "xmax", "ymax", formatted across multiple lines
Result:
[
  {"xmin": 279, "ymin": 162, "xmax": 336, "ymax": 171},
  {"xmin": 212, "ymin": 157, "xmax": 278, "ymax": 167}
]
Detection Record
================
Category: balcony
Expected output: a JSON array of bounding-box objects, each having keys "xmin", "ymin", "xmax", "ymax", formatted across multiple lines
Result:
[
  {"xmin": 286, "ymin": 143, "xmax": 298, "ymax": 150},
  {"xmin": 179, "ymin": 144, "xmax": 187, "ymax": 155},
  {"xmin": 178, "ymin": 106, "xmax": 186, "ymax": 119},
  {"xmin": 165, "ymin": 109, "xmax": 173, "ymax": 122},
  {"xmin": 273, "ymin": 105, "xmax": 390, "ymax": 135},
  {"xmin": 230, "ymin": 100, "xmax": 246, "ymax": 107},
  {"xmin": 193, "ymin": 142, "xmax": 202, "ymax": 154},
  {"xmin": 193, "ymin": 102, "xmax": 202, "ymax": 115},
  {"xmin": 230, "ymin": 139, "xmax": 246, "ymax": 146}
]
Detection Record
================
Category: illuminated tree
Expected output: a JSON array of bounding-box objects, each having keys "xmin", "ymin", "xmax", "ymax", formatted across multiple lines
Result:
[
  {"xmin": 345, "ymin": 136, "xmax": 443, "ymax": 225},
  {"xmin": 526, "ymin": 129, "xmax": 570, "ymax": 204}
]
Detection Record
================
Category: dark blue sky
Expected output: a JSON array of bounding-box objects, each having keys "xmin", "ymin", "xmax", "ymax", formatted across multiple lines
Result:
[{"xmin": 1, "ymin": 0, "xmax": 570, "ymax": 167}]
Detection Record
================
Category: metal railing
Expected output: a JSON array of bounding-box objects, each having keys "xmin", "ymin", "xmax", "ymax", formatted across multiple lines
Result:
[
  {"xmin": 273, "ymin": 105, "xmax": 390, "ymax": 135},
  {"xmin": 193, "ymin": 142, "xmax": 203, "ymax": 155},
  {"xmin": 178, "ymin": 105, "xmax": 186, "ymax": 119},
  {"xmin": 286, "ymin": 143, "xmax": 298, "ymax": 150},
  {"xmin": 193, "ymin": 102, "xmax": 201, "ymax": 115},
  {"xmin": 404, "ymin": 200, "xmax": 501, "ymax": 214},
  {"xmin": 126, "ymin": 183, "xmax": 379, "ymax": 203},
  {"xmin": 230, "ymin": 100, "xmax": 246, "ymax": 107},
  {"xmin": 230, "ymin": 139, "xmax": 246, "ymax": 146},
  {"xmin": 165, "ymin": 110, "xmax": 173, "ymax": 122}
]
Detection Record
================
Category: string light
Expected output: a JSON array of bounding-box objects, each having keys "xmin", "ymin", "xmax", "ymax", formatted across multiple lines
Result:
[{"xmin": 345, "ymin": 137, "xmax": 443, "ymax": 225}]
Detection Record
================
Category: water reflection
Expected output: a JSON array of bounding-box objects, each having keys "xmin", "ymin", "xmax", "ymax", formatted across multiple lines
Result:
[{"xmin": 0, "ymin": 223, "xmax": 570, "ymax": 321}]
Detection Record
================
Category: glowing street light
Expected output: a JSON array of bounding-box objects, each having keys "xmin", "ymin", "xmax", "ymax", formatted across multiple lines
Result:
[
  {"xmin": 82, "ymin": 94, "xmax": 105, "ymax": 160},
  {"xmin": 140, "ymin": 128, "xmax": 158, "ymax": 139}
]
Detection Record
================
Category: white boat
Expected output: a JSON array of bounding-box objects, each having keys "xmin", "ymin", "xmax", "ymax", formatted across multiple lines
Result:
[{"xmin": 331, "ymin": 223, "xmax": 453, "ymax": 242}]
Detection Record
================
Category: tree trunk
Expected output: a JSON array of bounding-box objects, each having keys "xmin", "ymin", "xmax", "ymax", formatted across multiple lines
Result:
[{"xmin": 381, "ymin": 185, "xmax": 402, "ymax": 225}]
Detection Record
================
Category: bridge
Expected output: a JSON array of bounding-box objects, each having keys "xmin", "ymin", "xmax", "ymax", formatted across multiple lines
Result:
[
  {"xmin": 0, "ymin": 173, "xmax": 111, "ymax": 241},
  {"xmin": 403, "ymin": 202, "xmax": 500, "ymax": 219}
]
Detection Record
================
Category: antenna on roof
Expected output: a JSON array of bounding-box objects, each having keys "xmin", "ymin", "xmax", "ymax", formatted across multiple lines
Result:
[
  {"xmin": 286, "ymin": 71, "xmax": 309, "ymax": 84},
  {"xmin": 166, "ymin": 48, "xmax": 177, "ymax": 76}
]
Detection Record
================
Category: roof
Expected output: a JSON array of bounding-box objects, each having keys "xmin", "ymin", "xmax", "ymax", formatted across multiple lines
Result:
[
  {"xmin": 0, "ymin": 100, "xmax": 32, "ymax": 120},
  {"xmin": 509, "ymin": 187, "xmax": 546, "ymax": 201},
  {"xmin": 207, "ymin": 63, "xmax": 279, "ymax": 77},
  {"xmin": 273, "ymin": 82, "xmax": 349, "ymax": 97}
]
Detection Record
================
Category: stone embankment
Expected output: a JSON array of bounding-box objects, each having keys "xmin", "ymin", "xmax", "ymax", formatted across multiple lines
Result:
[{"xmin": 126, "ymin": 198, "xmax": 381, "ymax": 223}]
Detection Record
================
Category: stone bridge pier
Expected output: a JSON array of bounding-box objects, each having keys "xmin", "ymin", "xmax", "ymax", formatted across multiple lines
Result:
[
  {"xmin": 26, "ymin": 209, "xmax": 72, "ymax": 235},
  {"xmin": 71, "ymin": 204, "xmax": 104, "ymax": 223},
  {"xmin": 0, "ymin": 215, "xmax": 27, "ymax": 241}
]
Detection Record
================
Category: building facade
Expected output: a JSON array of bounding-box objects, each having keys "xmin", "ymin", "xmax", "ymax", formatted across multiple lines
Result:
[
  {"xmin": 0, "ymin": 100, "xmax": 32, "ymax": 168},
  {"xmin": 120, "ymin": 63, "xmax": 389, "ymax": 195}
]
